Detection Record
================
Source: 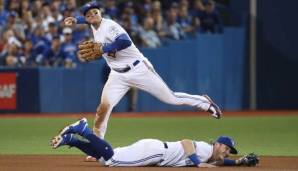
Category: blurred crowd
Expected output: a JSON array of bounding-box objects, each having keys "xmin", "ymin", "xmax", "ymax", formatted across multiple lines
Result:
[{"xmin": 0, "ymin": 0, "xmax": 223, "ymax": 68}]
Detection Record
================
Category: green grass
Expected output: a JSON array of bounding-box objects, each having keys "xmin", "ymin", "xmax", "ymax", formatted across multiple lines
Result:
[{"xmin": 0, "ymin": 115, "xmax": 298, "ymax": 156}]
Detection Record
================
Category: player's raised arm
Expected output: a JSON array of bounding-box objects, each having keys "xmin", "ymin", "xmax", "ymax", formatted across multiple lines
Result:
[
  {"xmin": 64, "ymin": 17, "xmax": 77, "ymax": 27},
  {"xmin": 64, "ymin": 16, "xmax": 88, "ymax": 27},
  {"xmin": 181, "ymin": 139, "xmax": 216, "ymax": 168}
]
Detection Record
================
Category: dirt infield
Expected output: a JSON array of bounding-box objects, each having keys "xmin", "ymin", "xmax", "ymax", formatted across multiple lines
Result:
[{"xmin": 0, "ymin": 155, "xmax": 297, "ymax": 171}]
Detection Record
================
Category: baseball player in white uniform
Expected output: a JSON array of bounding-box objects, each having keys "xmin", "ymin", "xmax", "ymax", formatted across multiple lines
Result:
[
  {"xmin": 51, "ymin": 118, "xmax": 259, "ymax": 168},
  {"xmin": 64, "ymin": 2, "xmax": 222, "ymax": 139}
]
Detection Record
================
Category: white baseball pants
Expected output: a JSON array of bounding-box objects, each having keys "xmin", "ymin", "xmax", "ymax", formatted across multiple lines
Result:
[
  {"xmin": 105, "ymin": 139, "xmax": 165, "ymax": 166},
  {"xmin": 98, "ymin": 60, "xmax": 211, "ymax": 137}
]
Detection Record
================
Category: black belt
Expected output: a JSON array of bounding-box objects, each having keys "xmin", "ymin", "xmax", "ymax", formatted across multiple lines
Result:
[
  {"xmin": 113, "ymin": 60, "xmax": 140, "ymax": 73},
  {"xmin": 164, "ymin": 142, "xmax": 168, "ymax": 149}
]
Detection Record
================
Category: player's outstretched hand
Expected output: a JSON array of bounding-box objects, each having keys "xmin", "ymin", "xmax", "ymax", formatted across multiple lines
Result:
[
  {"xmin": 198, "ymin": 163, "xmax": 217, "ymax": 168},
  {"xmin": 64, "ymin": 17, "xmax": 77, "ymax": 27},
  {"xmin": 237, "ymin": 153, "xmax": 259, "ymax": 167}
]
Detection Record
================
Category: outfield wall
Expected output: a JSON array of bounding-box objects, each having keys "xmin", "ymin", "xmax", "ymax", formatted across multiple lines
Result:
[{"xmin": 0, "ymin": 27, "xmax": 245, "ymax": 113}]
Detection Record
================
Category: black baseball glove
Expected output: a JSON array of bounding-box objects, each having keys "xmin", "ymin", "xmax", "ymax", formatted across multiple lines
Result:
[{"xmin": 238, "ymin": 153, "xmax": 259, "ymax": 166}]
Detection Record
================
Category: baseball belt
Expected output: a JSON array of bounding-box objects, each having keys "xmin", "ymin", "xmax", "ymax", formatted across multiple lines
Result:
[{"xmin": 112, "ymin": 60, "xmax": 140, "ymax": 73}]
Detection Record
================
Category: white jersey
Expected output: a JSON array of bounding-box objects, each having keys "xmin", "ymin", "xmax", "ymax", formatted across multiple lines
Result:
[
  {"xmin": 91, "ymin": 18, "xmax": 146, "ymax": 69},
  {"xmin": 159, "ymin": 141, "xmax": 213, "ymax": 167},
  {"xmin": 105, "ymin": 139, "xmax": 213, "ymax": 167}
]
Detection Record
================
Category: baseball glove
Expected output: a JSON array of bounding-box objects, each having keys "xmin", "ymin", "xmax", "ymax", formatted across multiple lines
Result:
[
  {"xmin": 77, "ymin": 40, "xmax": 103, "ymax": 62},
  {"xmin": 238, "ymin": 153, "xmax": 259, "ymax": 166}
]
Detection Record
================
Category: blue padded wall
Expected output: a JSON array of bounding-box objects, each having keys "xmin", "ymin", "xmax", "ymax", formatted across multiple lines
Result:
[{"xmin": 0, "ymin": 27, "xmax": 245, "ymax": 113}]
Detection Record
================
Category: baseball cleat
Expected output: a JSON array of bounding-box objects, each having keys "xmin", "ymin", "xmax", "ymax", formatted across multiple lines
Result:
[
  {"xmin": 203, "ymin": 95, "xmax": 223, "ymax": 119},
  {"xmin": 59, "ymin": 118, "xmax": 89, "ymax": 136},
  {"xmin": 50, "ymin": 134, "xmax": 73, "ymax": 149}
]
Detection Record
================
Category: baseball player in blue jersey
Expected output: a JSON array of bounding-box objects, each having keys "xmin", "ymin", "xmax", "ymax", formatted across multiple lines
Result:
[
  {"xmin": 50, "ymin": 118, "xmax": 259, "ymax": 167},
  {"xmin": 64, "ymin": 2, "xmax": 222, "ymax": 139}
]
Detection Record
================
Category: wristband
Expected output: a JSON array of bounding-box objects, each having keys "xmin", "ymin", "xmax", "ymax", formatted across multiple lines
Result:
[
  {"xmin": 223, "ymin": 159, "xmax": 236, "ymax": 166},
  {"xmin": 75, "ymin": 16, "xmax": 87, "ymax": 24},
  {"xmin": 188, "ymin": 154, "xmax": 200, "ymax": 165}
]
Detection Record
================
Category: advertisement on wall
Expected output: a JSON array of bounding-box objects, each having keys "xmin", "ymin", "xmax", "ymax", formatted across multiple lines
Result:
[{"xmin": 0, "ymin": 73, "xmax": 17, "ymax": 110}]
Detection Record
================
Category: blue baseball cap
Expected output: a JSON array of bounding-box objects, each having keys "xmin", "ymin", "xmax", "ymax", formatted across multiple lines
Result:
[
  {"xmin": 80, "ymin": 1, "xmax": 102, "ymax": 16},
  {"xmin": 216, "ymin": 136, "xmax": 238, "ymax": 154}
]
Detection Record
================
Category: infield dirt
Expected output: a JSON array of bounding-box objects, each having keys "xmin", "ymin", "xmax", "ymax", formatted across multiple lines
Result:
[{"xmin": 0, "ymin": 155, "xmax": 297, "ymax": 171}]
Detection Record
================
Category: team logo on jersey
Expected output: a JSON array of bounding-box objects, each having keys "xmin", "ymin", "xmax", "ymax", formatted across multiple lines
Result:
[
  {"xmin": 109, "ymin": 26, "xmax": 120, "ymax": 37},
  {"xmin": 107, "ymin": 52, "xmax": 116, "ymax": 58},
  {"xmin": 0, "ymin": 73, "xmax": 17, "ymax": 110}
]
